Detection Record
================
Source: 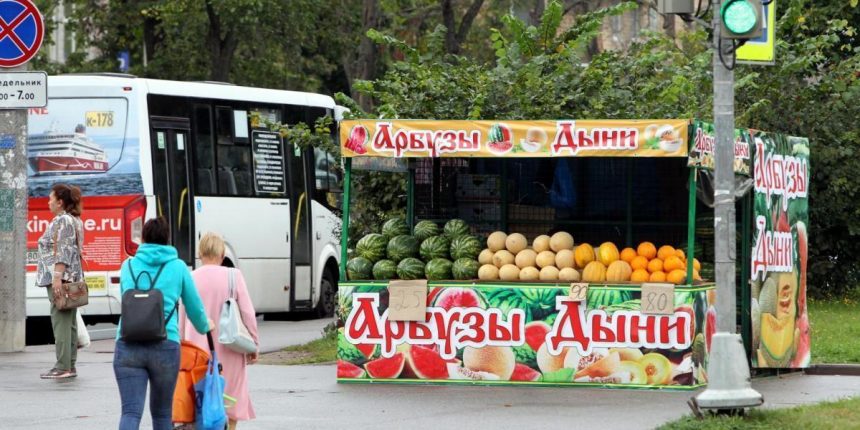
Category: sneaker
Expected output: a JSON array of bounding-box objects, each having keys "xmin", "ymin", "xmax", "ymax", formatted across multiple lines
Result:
[{"xmin": 40, "ymin": 368, "xmax": 73, "ymax": 379}]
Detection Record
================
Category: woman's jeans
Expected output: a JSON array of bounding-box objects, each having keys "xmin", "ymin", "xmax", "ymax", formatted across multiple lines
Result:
[{"xmin": 113, "ymin": 339, "xmax": 180, "ymax": 430}]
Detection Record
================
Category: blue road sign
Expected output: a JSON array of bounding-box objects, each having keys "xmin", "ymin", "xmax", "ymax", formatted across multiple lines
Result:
[{"xmin": 0, "ymin": 0, "xmax": 43, "ymax": 68}]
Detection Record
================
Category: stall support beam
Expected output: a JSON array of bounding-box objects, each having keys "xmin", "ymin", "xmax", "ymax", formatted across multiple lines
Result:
[
  {"xmin": 740, "ymin": 192, "xmax": 752, "ymax": 354},
  {"xmin": 500, "ymin": 161, "xmax": 508, "ymax": 232},
  {"xmin": 626, "ymin": 161, "xmax": 634, "ymax": 247},
  {"xmin": 407, "ymin": 167, "xmax": 415, "ymax": 229},
  {"xmin": 340, "ymin": 158, "xmax": 352, "ymax": 281},
  {"xmin": 686, "ymin": 168, "xmax": 697, "ymax": 285}
]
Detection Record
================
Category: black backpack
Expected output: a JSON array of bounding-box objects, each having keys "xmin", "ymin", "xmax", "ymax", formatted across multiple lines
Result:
[{"xmin": 120, "ymin": 260, "xmax": 177, "ymax": 342}]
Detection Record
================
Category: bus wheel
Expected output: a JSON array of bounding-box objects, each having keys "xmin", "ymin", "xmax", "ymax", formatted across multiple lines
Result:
[{"xmin": 316, "ymin": 270, "xmax": 336, "ymax": 318}]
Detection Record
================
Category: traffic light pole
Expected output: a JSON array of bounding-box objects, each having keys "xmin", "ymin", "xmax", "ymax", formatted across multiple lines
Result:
[{"xmin": 694, "ymin": 1, "xmax": 763, "ymax": 412}]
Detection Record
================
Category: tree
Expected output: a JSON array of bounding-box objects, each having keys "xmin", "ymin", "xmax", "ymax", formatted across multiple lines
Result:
[{"xmin": 441, "ymin": 0, "xmax": 486, "ymax": 54}]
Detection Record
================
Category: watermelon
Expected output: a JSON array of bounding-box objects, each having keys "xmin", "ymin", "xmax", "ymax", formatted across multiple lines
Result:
[
  {"xmin": 364, "ymin": 353, "xmax": 406, "ymax": 378},
  {"xmin": 432, "ymin": 287, "xmax": 487, "ymax": 310},
  {"xmin": 372, "ymin": 259, "xmax": 398, "ymax": 280},
  {"xmin": 420, "ymin": 236, "xmax": 450, "ymax": 261},
  {"xmin": 513, "ymin": 344, "xmax": 538, "ymax": 369},
  {"xmin": 452, "ymin": 258, "xmax": 480, "ymax": 280},
  {"xmin": 356, "ymin": 233, "xmax": 388, "ymax": 262},
  {"xmin": 425, "ymin": 258, "xmax": 453, "ymax": 281},
  {"xmin": 413, "ymin": 220, "xmax": 440, "ymax": 242},
  {"xmin": 337, "ymin": 360, "xmax": 365, "ymax": 378},
  {"xmin": 387, "ymin": 235, "xmax": 419, "ymax": 262},
  {"xmin": 444, "ymin": 219, "xmax": 471, "ymax": 238},
  {"xmin": 346, "ymin": 257, "xmax": 373, "ymax": 280},
  {"xmin": 450, "ymin": 235, "xmax": 481, "ymax": 260},
  {"xmin": 382, "ymin": 218, "xmax": 409, "ymax": 239},
  {"xmin": 396, "ymin": 258, "xmax": 426, "ymax": 280}
]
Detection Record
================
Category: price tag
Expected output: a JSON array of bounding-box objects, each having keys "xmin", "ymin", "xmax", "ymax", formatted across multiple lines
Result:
[
  {"xmin": 568, "ymin": 283, "xmax": 588, "ymax": 302},
  {"xmin": 641, "ymin": 283, "xmax": 675, "ymax": 315},
  {"xmin": 387, "ymin": 280, "xmax": 428, "ymax": 321}
]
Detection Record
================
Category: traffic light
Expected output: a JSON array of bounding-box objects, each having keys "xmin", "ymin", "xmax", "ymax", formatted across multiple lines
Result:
[{"xmin": 720, "ymin": 0, "xmax": 763, "ymax": 39}]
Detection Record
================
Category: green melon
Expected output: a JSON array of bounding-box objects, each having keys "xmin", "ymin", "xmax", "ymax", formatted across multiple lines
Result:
[
  {"xmin": 387, "ymin": 235, "xmax": 419, "ymax": 262},
  {"xmin": 413, "ymin": 220, "xmax": 441, "ymax": 242},
  {"xmin": 450, "ymin": 235, "xmax": 482, "ymax": 260},
  {"xmin": 372, "ymin": 259, "xmax": 398, "ymax": 280},
  {"xmin": 381, "ymin": 218, "xmax": 409, "ymax": 239},
  {"xmin": 356, "ymin": 233, "xmax": 388, "ymax": 262},
  {"xmin": 451, "ymin": 258, "xmax": 480, "ymax": 280},
  {"xmin": 420, "ymin": 235, "xmax": 450, "ymax": 261},
  {"xmin": 443, "ymin": 219, "xmax": 470, "ymax": 238},
  {"xmin": 346, "ymin": 257, "xmax": 373, "ymax": 280},
  {"xmin": 425, "ymin": 258, "xmax": 453, "ymax": 281},
  {"xmin": 396, "ymin": 258, "xmax": 426, "ymax": 280}
]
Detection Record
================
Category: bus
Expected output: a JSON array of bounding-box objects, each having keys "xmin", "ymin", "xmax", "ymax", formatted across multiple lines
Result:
[{"xmin": 25, "ymin": 74, "xmax": 343, "ymax": 342}]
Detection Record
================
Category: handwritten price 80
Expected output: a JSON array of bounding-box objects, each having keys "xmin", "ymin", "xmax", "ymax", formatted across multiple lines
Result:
[{"xmin": 642, "ymin": 291, "xmax": 673, "ymax": 314}]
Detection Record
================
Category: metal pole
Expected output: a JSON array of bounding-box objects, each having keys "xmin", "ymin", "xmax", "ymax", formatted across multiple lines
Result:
[
  {"xmin": 0, "ymin": 65, "xmax": 28, "ymax": 352},
  {"xmin": 339, "ymin": 158, "xmax": 352, "ymax": 281},
  {"xmin": 685, "ymin": 166, "xmax": 697, "ymax": 285},
  {"xmin": 694, "ymin": 1, "xmax": 763, "ymax": 411}
]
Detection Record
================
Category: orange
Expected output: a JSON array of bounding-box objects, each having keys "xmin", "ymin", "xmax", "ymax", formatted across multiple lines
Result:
[
  {"xmin": 631, "ymin": 269, "xmax": 650, "ymax": 283},
  {"xmin": 664, "ymin": 255, "xmax": 685, "ymax": 272},
  {"xmin": 667, "ymin": 269, "xmax": 687, "ymax": 284},
  {"xmin": 675, "ymin": 249, "xmax": 686, "ymax": 260},
  {"xmin": 693, "ymin": 258, "xmax": 701, "ymax": 272},
  {"xmin": 630, "ymin": 256, "xmax": 649, "ymax": 271},
  {"xmin": 657, "ymin": 245, "xmax": 676, "ymax": 261},
  {"xmin": 649, "ymin": 271, "xmax": 667, "ymax": 282},
  {"xmin": 620, "ymin": 247, "xmax": 637, "ymax": 263},
  {"xmin": 647, "ymin": 258, "xmax": 664, "ymax": 273},
  {"xmin": 693, "ymin": 269, "xmax": 702, "ymax": 281},
  {"xmin": 637, "ymin": 242, "xmax": 657, "ymax": 259}
]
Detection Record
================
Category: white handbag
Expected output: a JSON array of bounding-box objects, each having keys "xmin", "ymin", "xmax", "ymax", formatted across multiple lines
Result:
[
  {"xmin": 76, "ymin": 309, "xmax": 91, "ymax": 349},
  {"xmin": 218, "ymin": 268, "xmax": 257, "ymax": 354}
]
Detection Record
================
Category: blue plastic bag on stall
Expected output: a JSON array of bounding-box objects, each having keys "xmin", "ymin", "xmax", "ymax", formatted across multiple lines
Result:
[{"xmin": 195, "ymin": 333, "xmax": 227, "ymax": 430}]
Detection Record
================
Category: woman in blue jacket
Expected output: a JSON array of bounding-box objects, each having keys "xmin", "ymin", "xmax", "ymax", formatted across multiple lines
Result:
[{"xmin": 114, "ymin": 217, "xmax": 211, "ymax": 430}]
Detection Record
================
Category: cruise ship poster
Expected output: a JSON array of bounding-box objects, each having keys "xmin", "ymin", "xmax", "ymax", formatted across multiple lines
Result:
[{"xmin": 27, "ymin": 98, "xmax": 143, "ymax": 197}]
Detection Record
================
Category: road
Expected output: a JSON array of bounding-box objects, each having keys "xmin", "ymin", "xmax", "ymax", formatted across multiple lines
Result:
[{"xmin": 2, "ymin": 318, "xmax": 859, "ymax": 430}]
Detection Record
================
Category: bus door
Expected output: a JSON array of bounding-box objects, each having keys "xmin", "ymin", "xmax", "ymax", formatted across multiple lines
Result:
[
  {"xmin": 149, "ymin": 117, "xmax": 194, "ymax": 264},
  {"xmin": 287, "ymin": 143, "xmax": 313, "ymax": 309}
]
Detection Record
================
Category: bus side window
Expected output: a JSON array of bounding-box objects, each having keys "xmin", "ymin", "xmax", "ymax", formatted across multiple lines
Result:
[
  {"xmin": 313, "ymin": 148, "xmax": 342, "ymax": 210},
  {"xmin": 215, "ymin": 107, "xmax": 253, "ymax": 197},
  {"xmin": 193, "ymin": 105, "xmax": 215, "ymax": 195}
]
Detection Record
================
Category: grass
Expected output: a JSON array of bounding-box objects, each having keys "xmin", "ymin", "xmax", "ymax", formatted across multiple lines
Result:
[
  {"xmin": 658, "ymin": 396, "xmax": 860, "ymax": 429},
  {"xmin": 259, "ymin": 326, "xmax": 337, "ymax": 365},
  {"xmin": 808, "ymin": 295, "xmax": 860, "ymax": 364}
]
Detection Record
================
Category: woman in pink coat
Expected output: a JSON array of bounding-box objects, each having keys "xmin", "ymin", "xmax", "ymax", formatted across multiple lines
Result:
[{"xmin": 181, "ymin": 232, "xmax": 259, "ymax": 429}]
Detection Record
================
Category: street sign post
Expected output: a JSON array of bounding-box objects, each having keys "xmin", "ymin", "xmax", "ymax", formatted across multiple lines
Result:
[{"xmin": 0, "ymin": 0, "xmax": 43, "ymax": 353}]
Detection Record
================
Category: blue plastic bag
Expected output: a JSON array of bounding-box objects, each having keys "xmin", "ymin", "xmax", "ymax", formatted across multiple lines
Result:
[{"xmin": 195, "ymin": 337, "xmax": 227, "ymax": 430}]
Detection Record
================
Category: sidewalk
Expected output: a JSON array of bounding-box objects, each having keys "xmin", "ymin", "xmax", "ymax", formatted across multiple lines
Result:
[{"xmin": 2, "ymin": 321, "xmax": 859, "ymax": 430}]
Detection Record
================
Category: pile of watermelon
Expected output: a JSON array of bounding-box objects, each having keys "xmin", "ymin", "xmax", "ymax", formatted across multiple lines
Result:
[{"xmin": 346, "ymin": 218, "xmax": 481, "ymax": 281}]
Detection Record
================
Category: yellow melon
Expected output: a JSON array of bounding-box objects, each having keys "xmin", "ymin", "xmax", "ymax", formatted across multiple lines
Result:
[
  {"xmin": 532, "ymin": 235, "xmax": 551, "ymax": 253},
  {"xmin": 536, "ymin": 251, "xmax": 557, "ymax": 268},
  {"xmin": 550, "ymin": 232, "xmax": 575, "ymax": 252},
  {"xmin": 574, "ymin": 243, "xmax": 596, "ymax": 269},
  {"xmin": 693, "ymin": 258, "xmax": 701, "ymax": 272},
  {"xmin": 539, "ymin": 266, "xmax": 560, "ymax": 281},
  {"xmin": 597, "ymin": 242, "xmax": 620, "ymax": 266},
  {"xmin": 499, "ymin": 264, "xmax": 521, "ymax": 281},
  {"xmin": 493, "ymin": 250, "xmax": 515, "ymax": 268},
  {"xmin": 515, "ymin": 249, "xmax": 538, "ymax": 269},
  {"xmin": 582, "ymin": 261, "xmax": 607, "ymax": 283},
  {"xmin": 555, "ymin": 249, "xmax": 575, "ymax": 269},
  {"xmin": 606, "ymin": 260, "xmax": 633, "ymax": 282},
  {"xmin": 487, "ymin": 231, "xmax": 508, "ymax": 252},
  {"xmin": 558, "ymin": 268, "xmax": 581, "ymax": 282},
  {"xmin": 478, "ymin": 249, "xmax": 494, "ymax": 265},
  {"xmin": 519, "ymin": 266, "xmax": 540, "ymax": 281},
  {"xmin": 505, "ymin": 233, "xmax": 528, "ymax": 255},
  {"xmin": 478, "ymin": 264, "xmax": 499, "ymax": 280},
  {"xmin": 664, "ymin": 256, "xmax": 685, "ymax": 272}
]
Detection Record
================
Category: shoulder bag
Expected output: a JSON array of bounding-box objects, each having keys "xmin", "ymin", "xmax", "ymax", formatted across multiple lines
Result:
[
  {"xmin": 217, "ymin": 268, "xmax": 257, "ymax": 354},
  {"xmin": 54, "ymin": 216, "xmax": 89, "ymax": 311}
]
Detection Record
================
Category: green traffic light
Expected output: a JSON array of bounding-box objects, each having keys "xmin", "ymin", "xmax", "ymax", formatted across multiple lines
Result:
[{"xmin": 721, "ymin": 0, "xmax": 758, "ymax": 34}]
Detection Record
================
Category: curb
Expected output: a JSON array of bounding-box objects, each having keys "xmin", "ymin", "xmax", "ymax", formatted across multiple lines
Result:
[{"xmin": 804, "ymin": 364, "xmax": 860, "ymax": 376}]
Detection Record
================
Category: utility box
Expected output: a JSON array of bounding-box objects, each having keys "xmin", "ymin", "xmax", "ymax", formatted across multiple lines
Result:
[{"xmin": 657, "ymin": 0, "xmax": 695, "ymax": 14}]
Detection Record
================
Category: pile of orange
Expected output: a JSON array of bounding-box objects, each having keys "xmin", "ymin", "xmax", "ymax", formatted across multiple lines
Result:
[{"xmin": 620, "ymin": 242, "xmax": 702, "ymax": 285}]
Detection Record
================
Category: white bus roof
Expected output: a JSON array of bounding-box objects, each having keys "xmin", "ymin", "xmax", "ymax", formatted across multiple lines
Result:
[{"xmin": 49, "ymin": 74, "xmax": 336, "ymax": 109}]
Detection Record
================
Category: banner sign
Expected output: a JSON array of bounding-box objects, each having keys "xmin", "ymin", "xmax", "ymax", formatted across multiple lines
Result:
[
  {"xmin": 337, "ymin": 282, "xmax": 715, "ymax": 388},
  {"xmin": 687, "ymin": 120, "xmax": 753, "ymax": 176},
  {"xmin": 340, "ymin": 120, "xmax": 689, "ymax": 158},
  {"xmin": 749, "ymin": 132, "xmax": 810, "ymax": 368}
]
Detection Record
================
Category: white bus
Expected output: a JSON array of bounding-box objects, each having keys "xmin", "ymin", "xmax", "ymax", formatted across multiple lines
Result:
[{"xmin": 26, "ymin": 74, "xmax": 342, "ymax": 342}]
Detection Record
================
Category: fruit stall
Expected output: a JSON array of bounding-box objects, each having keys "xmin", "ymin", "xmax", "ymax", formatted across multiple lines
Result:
[{"xmin": 335, "ymin": 119, "xmax": 809, "ymax": 388}]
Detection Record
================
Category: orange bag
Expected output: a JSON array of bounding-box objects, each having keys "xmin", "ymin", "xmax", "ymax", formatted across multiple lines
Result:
[{"xmin": 173, "ymin": 340, "xmax": 211, "ymax": 424}]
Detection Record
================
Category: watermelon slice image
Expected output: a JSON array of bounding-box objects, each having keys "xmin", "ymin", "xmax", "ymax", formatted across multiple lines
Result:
[
  {"xmin": 346, "ymin": 125, "xmax": 368, "ymax": 154},
  {"xmin": 337, "ymin": 360, "xmax": 366, "ymax": 378},
  {"xmin": 510, "ymin": 363, "xmax": 541, "ymax": 381},
  {"xmin": 364, "ymin": 352, "xmax": 406, "ymax": 378}
]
